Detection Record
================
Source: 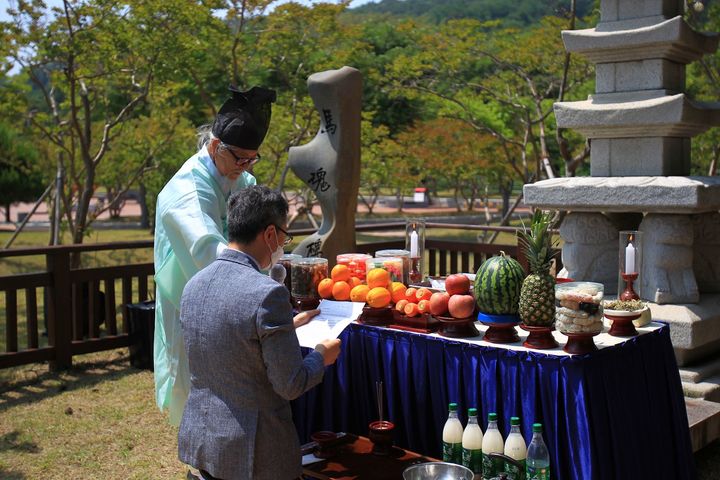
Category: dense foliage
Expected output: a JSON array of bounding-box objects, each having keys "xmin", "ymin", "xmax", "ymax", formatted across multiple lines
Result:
[{"xmin": 0, "ymin": 0, "xmax": 717, "ymax": 244}]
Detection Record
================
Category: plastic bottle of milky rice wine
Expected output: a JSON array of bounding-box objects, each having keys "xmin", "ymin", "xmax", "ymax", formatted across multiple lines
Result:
[
  {"xmin": 461, "ymin": 408, "xmax": 483, "ymax": 477},
  {"xmin": 442, "ymin": 402, "xmax": 463, "ymax": 464},
  {"xmin": 481, "ymin": 412, "xmax": 504, "ymax": 479},
  {"xmin": 504, "ymin": 416, "xmax": 527, "ymax": 480}
]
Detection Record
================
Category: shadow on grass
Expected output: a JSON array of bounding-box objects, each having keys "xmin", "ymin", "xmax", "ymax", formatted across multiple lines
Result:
[
  {"xmin": 0, "ymin": 431, "xmax": 40, "ymax": 454},
  {"xmin": 0, "ymin": 468, "xmax": 26, "ymax": 479},
  {"xmin": 0, "ymin": 351, "xmax": 141, "ymax": 414}
]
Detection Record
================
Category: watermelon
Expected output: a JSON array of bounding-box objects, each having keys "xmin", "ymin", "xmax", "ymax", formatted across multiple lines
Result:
[{"xmin": 474, "ymin": 252, "xmax": 526, "ymax": 315}]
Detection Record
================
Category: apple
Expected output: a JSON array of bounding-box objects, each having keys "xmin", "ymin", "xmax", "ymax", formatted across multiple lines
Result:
[
  {"xmin": 445, "ymin": 274, "xmax": 471, "ymax": 296},
  {"xmin": 448, "ymin": 294, "xmax": 475, "ymax": 319},
  {"xmin": 415, "ymin": 288, "xmax": 432, "ymax": 302},
  {"xmin": 429, "ymin": 292, "xmax": 450, "ymax": 316},
  {"xmin": 417, "ymin": 299, "xmax": 430, "ymax": 314}
]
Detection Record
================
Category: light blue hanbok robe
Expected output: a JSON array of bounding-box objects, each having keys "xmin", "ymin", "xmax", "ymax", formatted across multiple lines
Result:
[{"xmin": 153, "ymin": 146, "xmax": 256, "ymax": 425}]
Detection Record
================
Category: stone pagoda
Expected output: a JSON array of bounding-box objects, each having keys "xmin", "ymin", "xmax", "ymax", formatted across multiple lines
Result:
[{"xmin": 524, "ymin": 0, "xmax": 720, "ymax": 397}]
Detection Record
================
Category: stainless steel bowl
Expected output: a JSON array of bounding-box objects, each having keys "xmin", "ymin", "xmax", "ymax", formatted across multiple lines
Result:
[{"xmin": 402, "ymin": 462, "xmax": 474, "ymax": 480}]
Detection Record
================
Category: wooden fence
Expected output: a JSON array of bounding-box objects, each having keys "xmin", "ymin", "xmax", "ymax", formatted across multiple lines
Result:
[{"xmin": 0, "ymin": 223, "xmax": 557, "ymax": 370}]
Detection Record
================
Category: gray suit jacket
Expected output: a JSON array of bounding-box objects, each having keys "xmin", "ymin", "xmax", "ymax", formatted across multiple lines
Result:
[{"xmin": 178, "ymin": 249, "xmax": 325, "ymax": 480}]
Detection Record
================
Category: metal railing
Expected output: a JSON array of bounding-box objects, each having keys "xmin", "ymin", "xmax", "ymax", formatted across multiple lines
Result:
[{"xmin": 0, "ymin": 223, "xmax": 556, "ymax": 370}]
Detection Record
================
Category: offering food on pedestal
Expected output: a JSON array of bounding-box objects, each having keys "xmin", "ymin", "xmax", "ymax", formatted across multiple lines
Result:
[
  {"xmin": 474, "ymin": 252, "xmax": 525, "ymax": 316},
  {"xmin": 518, "ymin": 210, "xmax": 557, "ymax": 327},
  {"xmin": 555, "ymin": 282, "xmax": 604, "ymax": 334},
  {"xmin": 429, "ymin": 292, "xmax": 450, "ymax": 316},
  {"xmin": 291, "ymin": 257, "xmax": 328, "ymax": 302},
  {"xmin": 445, "ymin": 273, "xmax": 471, "ymax": 296},
  {"xmin": 365, "ymin": 257, "xmax": 404, "ymax": 285}
]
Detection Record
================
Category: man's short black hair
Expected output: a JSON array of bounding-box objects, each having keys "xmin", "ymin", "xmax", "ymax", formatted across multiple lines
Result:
[{"xmin": 227, "ymin": 186, "xmax": 289, "ymax": 244}]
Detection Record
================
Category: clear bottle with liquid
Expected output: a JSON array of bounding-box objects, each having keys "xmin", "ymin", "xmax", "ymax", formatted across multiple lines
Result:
[
  {"xmin": 504, "ymin": 416, "xmax": 527, "ymax": 480},
  {"xmin": 442, "ymin": 403, "xmax": 463, "ymax": 464},
  {"xmin": 461, "ymin": 408, "xmax": 483, "ymax": 477},
  {"xmin": 526, "ymin": 423, "xmax": 550, "ymax": 480},
  {"xmin": 481, "ymin": 412, "xmax": 504, "ymax": 479}
]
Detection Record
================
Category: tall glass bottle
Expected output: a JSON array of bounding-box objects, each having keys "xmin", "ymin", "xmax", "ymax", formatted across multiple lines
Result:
[
  {"xmin": 481, "ymin": 413, "xmax": 504, "ymax": 479},
  {"xmin": 504, "ymin": 416, "xmax": 527, "ymax": 480},
  {"xmin": 461, "ymin": 408, "xmax": 483, "ymax": 477},
  {"xmin": 442, "ymin": 403, "xmax": 463, "ymax": 464},
  {"xmin": 526, "ymin": 423, "xmax": 550, "ymax": 480}
]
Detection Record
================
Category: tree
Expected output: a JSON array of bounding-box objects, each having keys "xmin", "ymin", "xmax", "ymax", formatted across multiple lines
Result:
[{"xmin": 0, "ymin": 123, "xmax": 45, "ymax": 222}]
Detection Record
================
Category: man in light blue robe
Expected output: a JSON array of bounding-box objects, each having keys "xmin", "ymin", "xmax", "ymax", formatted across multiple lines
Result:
[{"xmin": 153, "ymin": 87, "xmax": 276, "ymax": 425}]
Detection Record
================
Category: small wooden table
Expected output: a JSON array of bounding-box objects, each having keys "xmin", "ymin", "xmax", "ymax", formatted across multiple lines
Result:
[{"xmin": 302, "ymin": 434, "xmax": 437, "ymax": 480}]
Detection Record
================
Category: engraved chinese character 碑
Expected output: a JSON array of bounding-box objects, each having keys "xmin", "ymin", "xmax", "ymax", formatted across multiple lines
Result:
[
  {"xmin": 308, "ymin": 167, "xmax": 331, "ymax": 193},
  {"xmin": 306, "ymin": 239, "xmax": 322, "ymax": 258},
  {"xmin": 322, "ymin": 109, "xmax": 337, "ymax": 135}
]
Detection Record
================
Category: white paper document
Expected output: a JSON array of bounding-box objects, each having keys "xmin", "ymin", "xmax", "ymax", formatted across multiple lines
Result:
[{"xmin": 295, "ymin": 300, "xmax": 364, "ymax": 348}]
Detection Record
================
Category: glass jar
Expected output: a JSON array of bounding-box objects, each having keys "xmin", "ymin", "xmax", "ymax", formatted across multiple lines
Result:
[
  {"xmin": 336, "ymin": 253, "xmax": 372, "ymax": 282},
  {"xmin": 555, "ymin": 282, "xmax": 605, "ymax": 334},
  {"xmin": 279, "ymin": 253, "xmax": 302, "ymax": 292},
  {"xmin": 375, "ymin": 249, "xmax": 411, "ymax": 285},
  {"xmin": 365, "ymin": 257, "xmax": 404, "ymax": 284},
  {"xmin": 291, "ymin": 258, "xmax": 328, "ymax": 300}
]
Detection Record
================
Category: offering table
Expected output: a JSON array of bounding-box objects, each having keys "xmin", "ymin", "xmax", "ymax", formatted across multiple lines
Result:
[{"xmin": 292, "ymin": 321, "xmax": 694, "ymax": 480}]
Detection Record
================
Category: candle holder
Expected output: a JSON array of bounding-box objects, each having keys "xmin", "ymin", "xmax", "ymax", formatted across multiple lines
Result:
[
  {"xmin": 618, "ymin": 231, "xmax": 643, "ymax": 300},
  {"xmin": 405, "ymin": 219, "xmax": 426, "ymax": 284}
]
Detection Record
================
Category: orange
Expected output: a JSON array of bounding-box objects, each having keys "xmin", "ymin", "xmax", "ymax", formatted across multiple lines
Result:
[
  {"xmin": 350, "ymin": 284, "xmax": 370, "ymax": 303},
  {"xmin": 318, "ymin": 278, "xmax": 334, "ymax": 299},
  {"xmin": 367, "ymin": 268, "xmax": 391, "ymax": 289},
  {"xmin": 390, "ymin": 282, "xmax": 407, "ymax": 304},
  {"xmin": 332, "ymin": 281, "xmax": 351, "ymax": 301},
  {"xmin": 331, "ymin": 264, "xmax": 351, "ymax": 282},
  {"xmin": 366, "ymin": 287, "xmax": 392, "ymax": 308},
  {"xmin": 349, "ymin": 276, "xmax": 363, "ymax": 288}
]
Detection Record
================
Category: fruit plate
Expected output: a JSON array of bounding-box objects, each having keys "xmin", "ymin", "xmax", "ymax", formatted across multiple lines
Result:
[
  {"xmin": 356, "ymin": 305, "xmax": 393, "ymax": 326},
  {"xmin": 389, "ymin": 310, "xmax": 440, "ymax": 333},
  {"xmin": 477, "ymin": 312, "xmax": 521, "ymax": 325},
  {"xmin": 604, "ymin": 306, "xmax": 651, "ymax": 328}
]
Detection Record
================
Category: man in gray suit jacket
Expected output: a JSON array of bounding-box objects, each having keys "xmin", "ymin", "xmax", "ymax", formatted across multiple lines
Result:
[{"xmin": 178, "ymin": 185, "xmax": 342, "ymax": 480}]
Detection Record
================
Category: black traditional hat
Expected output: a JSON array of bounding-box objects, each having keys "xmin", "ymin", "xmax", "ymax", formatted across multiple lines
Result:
[{"xmin": 212, "ymin": 86, "xmax": 277, "ymax": 150}]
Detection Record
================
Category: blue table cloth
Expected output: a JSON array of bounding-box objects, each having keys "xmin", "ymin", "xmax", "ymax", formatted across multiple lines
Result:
[{"xmin": 292, "ymin": 322, "xmax": 694, "ymax": 479}]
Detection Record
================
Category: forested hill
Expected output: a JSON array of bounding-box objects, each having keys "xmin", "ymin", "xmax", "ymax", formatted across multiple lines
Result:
[{"xmin": 351, "ymin": 0, "xmax": 596, "ymax": 25}]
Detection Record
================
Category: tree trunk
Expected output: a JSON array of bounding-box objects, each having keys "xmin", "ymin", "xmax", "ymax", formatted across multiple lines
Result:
[
  {"xmin": 5, "ymin": 204, "xmax": 10, "ymax": 223},
  {"xmin": 139, "ymin": 182, "xmax": 150, "ymax": 229},
  {"xmin": 500, "ymin": 181, "xmax": 513, "ymax": 219}
]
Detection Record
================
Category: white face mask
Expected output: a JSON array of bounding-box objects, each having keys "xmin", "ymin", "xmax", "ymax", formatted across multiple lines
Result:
[{"xmin": 266, "ymin": 229, "xmax": 284, "ymax": 269}]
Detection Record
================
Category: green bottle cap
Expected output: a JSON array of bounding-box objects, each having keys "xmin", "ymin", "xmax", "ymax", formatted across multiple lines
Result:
[
  {"xmin": 449, "ymin": 403, "xmax": 458, "ymax": 411},
  {"xmin": 488, "ymin": 412, "xmax": 498, "ymax": 421},
  {"xmin": 468, "ymin": 408, "xmax": 478, "ymax": 417},
  {"xmin": 511, "ymin": 416, "xmax": 520, "ymax": 425},
  {"xmin": 533, "ymin": 423, "xmax": 543, "ymax": 432}
]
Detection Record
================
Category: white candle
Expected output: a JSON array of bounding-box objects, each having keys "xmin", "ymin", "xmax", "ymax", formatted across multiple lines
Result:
[
  {"xmin": 410, "ymin": 230, "xmax": 419, "ymax": 257},
  {"xmin": 625, "ymin": 240, "xmax": 636, "ymax": 274}
]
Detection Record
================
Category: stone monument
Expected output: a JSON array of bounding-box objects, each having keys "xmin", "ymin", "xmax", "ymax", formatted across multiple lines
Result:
[
  {"xmin": 524, "ymin": 0, "xmax": 720, "ymax": 381},
  {"xmin": 289, "ymin": 66, "xmax": 362, "ymax": 265}
]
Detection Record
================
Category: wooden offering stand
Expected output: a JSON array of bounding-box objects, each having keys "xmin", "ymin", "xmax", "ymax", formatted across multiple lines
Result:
[
  {"xmin": 389, "ymin": 310, "xmax": 439, "ymax": 334},
  {"xmin": 295, "ymin": 297, "xmax": 321, "ymax": 311},
  {"xmin": 477, "ymin": 312, "xmax": 520, "ymax": 344},
  {"xmin": 436, "ymin": 314, "xmax": 480, "ymax": 338},
  {"xmin": 520, "ymin": 324, "xmax": 559, "ymax": 349},
  {"xmin": 563, "ymin": 331, "xmax": 600, "ymax": 355},
  {"xmin": 357, "ymin": 306, "xmax": 393, "ymax": 327},
  {"xmin": 605, "ymin": 310, "xmax": 640, "ymax": 337}
]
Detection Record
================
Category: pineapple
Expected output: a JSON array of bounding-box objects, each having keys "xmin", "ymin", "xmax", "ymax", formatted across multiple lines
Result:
[{"xmin": 518, "ymin": 210, "xmax": 556, "ymax": 326}]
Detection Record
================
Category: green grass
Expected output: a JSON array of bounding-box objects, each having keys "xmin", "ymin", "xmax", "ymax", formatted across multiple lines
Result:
[{"xmin": 0, "ymin": 349, "xmax": 186, "ymax": 480}]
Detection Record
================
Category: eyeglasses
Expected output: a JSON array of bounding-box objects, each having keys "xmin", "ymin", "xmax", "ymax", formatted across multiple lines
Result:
[
  {"xmin": 274, "ymin": 225, "xmax": 293, "ymax": 246},
  {"xmin": 220, "ymin": 142, "xmax": 261, "ymax": 167}
]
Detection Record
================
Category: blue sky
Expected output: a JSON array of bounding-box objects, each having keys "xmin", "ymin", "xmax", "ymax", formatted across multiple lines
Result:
[{"xmin": 0, "ymin": 0, "xmax": 378, "ymax": 22}]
